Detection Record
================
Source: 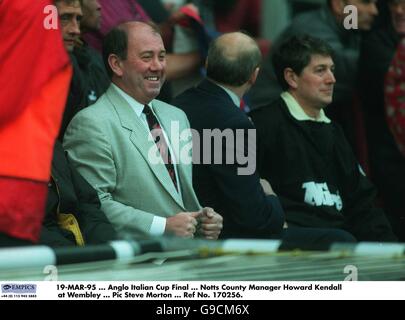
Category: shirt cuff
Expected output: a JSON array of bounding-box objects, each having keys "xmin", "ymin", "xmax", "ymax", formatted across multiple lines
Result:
[{"xmin": 150, "ymin": 216, "xmax": 166, "ymax": 236}]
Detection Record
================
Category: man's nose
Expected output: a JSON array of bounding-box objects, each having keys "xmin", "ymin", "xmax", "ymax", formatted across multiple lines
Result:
[
  {"xmin": 325, "ymin": 70, "xmax": 336, "ymax": 84},
  {"xmin": 150, "ymin": 57, "xmax": 164, "ymax": 71},
  {"xmin": 68, "ymin": 19, "xmax": 81, "ymax": 36}
]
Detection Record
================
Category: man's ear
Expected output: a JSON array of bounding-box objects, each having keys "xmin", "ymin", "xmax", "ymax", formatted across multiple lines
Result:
[
  {"xmin": 248, "ymin": 67, "xmax": 260, "ymax": 85},
  {"xmin": 284, "ymin": 68, "xmax": 298, "ymax": 89},
  {"xmin": 108, "ymin": 54, "xmax": 124, "ymax": 77}
]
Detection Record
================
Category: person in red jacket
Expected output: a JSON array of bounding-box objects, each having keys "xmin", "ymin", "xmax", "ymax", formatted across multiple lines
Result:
[{"xmin": 0, "ymin": 0, "xmax": 72, "ymax": 246}]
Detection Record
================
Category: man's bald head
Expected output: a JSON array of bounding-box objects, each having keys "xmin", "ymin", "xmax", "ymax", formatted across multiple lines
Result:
[{"xmin": 206, "ymin": 32, "xmax": 261, "ymax": 87}]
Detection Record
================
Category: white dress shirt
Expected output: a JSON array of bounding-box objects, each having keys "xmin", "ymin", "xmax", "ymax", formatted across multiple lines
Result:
[{"xmin": 113, "ymin": 83, "xmax": 182, "ymax": 236}]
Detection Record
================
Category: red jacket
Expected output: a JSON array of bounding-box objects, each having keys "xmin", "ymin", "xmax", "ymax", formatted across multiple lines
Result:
[{"xmin": 0, "ymin": 0, "xmax": 71, "ymax": 241}]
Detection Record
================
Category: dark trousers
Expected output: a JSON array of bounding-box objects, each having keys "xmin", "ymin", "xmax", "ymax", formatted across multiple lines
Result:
[
  {"xmin": 0, "ymin": 232, "xmax": 33, "ymax": 248},
  {"xmin": 276, "ymin": 227, "xmax": 356, "ymax": 251}
]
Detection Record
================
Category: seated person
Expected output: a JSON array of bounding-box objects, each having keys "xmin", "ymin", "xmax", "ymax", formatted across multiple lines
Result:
[
  {"xmin": 54, "ymin": 0, "xmax": 110, "ymax": 137},
  {"xmin": 250, "ymin": 35, "xmax": 396, "ymax": 242},
  {"xmin": 174, "ymin": 32, "xmax": 358, "ymax": 246},
  {"xmin": 64, "ymin": 22, "xmax": 222, "ymax": 240},
  {"xmin": 40, "ymin": 141, "xmax": 117, "ymax": 246}
]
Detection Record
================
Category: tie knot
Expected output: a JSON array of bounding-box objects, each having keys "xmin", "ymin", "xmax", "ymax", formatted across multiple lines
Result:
[{"xmin": 143, "ymin": 105, "xmax": 152, "ymax": 116}]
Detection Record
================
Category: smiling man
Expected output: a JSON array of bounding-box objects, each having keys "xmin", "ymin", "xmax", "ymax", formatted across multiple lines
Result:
[
  {"xmin": 250, "ymin": 35, "xmax": 396, "ymax": 243},
  {"xmin": 64, "ymin": 21, "xmax": 222, "ymax": 240}
]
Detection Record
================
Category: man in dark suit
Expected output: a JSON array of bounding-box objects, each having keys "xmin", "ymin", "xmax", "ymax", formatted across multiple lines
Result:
[{"xmin": 174, "ymin": 32, "xmax": 356, "ymax": 246}]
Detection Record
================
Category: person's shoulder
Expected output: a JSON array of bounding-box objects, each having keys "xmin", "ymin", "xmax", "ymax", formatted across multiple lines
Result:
[
  {"xmin": 250, "ymin": 98, "xmax": 283, "ymax": 120},
  {"xmin": 174, "ymin": 81, "xmax": 220, "ymax": 105},
  {"xmin": 70, "ymin": 92, "xmax": 111, "ymax": 124},
  {"xmin": 172, "ymin": 86, "xmax": 200, "ymax": 107},
  {"xmin": 249, "ymin": 99, "xmax": 285, "ymax": 134},
  {"xmin": 329, "ymin": 119, "xmax": 348, "ymax": 138}
]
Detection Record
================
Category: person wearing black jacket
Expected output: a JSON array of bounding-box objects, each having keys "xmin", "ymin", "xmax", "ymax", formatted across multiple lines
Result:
[
  {"xmin": 358, "ymin": 0, "xmax": 405, "ymax": 241},
  {"xmin": 57, "ymin": 0, "xmax": 110, "ymax": 138},
  {"xmin": 250, "ymin": 35, "xmax": 396, "ymax": 242},
  {"xmin": 174, "ymin": 32, "xmax": 358, "ymax": 246},
  {"xmin": 39, "ymin": 141, "xmax": 117, "ymax": 246}
]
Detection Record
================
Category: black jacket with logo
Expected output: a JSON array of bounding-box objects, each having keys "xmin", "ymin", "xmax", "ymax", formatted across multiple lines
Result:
[{"xmin": 250, "ymin": 98, "xmax": 396, "ymax": 242}]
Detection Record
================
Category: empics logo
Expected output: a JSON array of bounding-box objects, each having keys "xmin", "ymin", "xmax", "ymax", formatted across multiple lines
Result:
[{"xmin": 1, "ymin": 284, "xmax": 37, "ymax": 294}]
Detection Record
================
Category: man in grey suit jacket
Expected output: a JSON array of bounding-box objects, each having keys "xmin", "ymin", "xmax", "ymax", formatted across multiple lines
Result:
[{"xmin": 64, "ymin": 21, "xmax": 222, "ymax": 240}]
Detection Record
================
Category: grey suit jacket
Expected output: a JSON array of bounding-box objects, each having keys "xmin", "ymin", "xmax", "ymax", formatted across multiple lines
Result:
[{"xmin": 63, "ymin": 84, "xmax": 201, "ymax": 238}]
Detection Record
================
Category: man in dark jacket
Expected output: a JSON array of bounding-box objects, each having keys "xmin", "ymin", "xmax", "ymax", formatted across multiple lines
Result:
[
  {"xmin": 56, "ymin": 0, "xmax": 110, "ymax": 137},
  {"xmin": 174, "ymin": 32, "xmax": 357, "ymax": 246},
  {"xmin": 40, "ymin": 141, "xmax": 117, "ymax": 246},
  {"xmin": 358, "ymin": 0, "xmax": 405, "ymax": 241},
  {"xmin": 250, "ymin": 35, "xmax": 396, "ymax": 242}
]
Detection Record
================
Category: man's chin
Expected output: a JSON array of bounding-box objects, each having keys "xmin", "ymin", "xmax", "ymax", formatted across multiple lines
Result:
[
  {"xmin": 324, "ymin": 99, "xmax": 332, "ymax": 106},
  {"xmin": 146, "ymin": 89, "xmax": 161, "ymax": 100}
]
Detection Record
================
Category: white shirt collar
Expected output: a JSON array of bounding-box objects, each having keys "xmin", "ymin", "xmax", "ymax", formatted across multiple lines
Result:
[
  {"xmin": 216, "ymin": 83, "xmax": 241, "ymax": 108},
  {"xmin": 281, "ymin": 91, "xmax": 331, "ymax": 123},
  {"xmin": 112, "ymin": 83, "xmax": 153, "ymax": 117}
]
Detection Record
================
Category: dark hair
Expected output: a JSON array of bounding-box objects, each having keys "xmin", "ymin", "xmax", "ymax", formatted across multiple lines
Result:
[
  {"xmin": 206, "ymin": 32, "xmax": 261, "ymax": 86},
  {"xmin": 272, "ymin": 35, "xmax": 334, "ymax": 90},
  {"xmin": 102, "ymin": 27, "xmax": 129, "ymax": 79},
  {"xmin": 102, "ymin": 22, "xmax": 162, "ymax": 79}
]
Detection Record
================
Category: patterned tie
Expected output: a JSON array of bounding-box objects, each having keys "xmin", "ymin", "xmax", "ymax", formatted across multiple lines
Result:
[{"xmin": 142, "ymin": 105, "xmax": 178, "ymax": 192}]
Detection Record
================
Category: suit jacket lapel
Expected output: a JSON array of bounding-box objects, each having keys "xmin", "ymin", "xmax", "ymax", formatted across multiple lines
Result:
[{"xmin": 106, "ymin": 86, "xmax": 185, "ymax": 209}]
